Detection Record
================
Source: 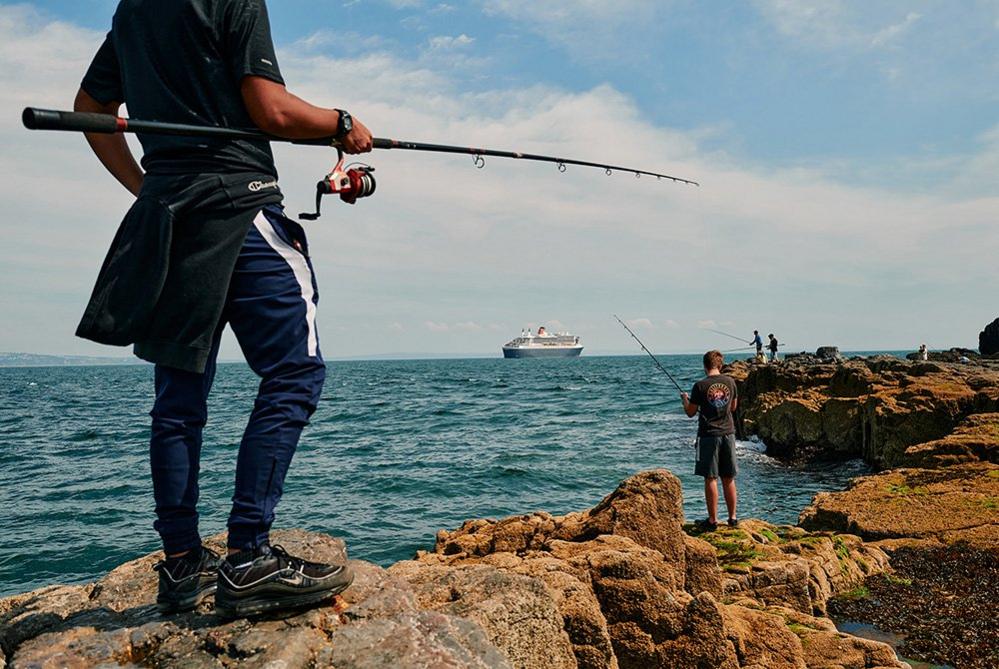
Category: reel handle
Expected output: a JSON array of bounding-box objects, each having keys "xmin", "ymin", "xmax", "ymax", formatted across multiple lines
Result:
[{"xmin": 299, "ymin": 180, "xmax": 332, "ymax": 221}]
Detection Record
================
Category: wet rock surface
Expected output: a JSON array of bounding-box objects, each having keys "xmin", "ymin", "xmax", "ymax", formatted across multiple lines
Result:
[
  {"xmin": 0, "ymin": 471, "xmax": 907, "ymax": 669},
  {"xmin": 829, "ymin": 544, "xmax": 999, "ymax": 669}
]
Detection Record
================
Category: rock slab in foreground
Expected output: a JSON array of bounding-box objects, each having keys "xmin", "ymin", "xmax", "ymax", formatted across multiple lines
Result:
[
  {"xmin": 0, "ymin": 472, "xmax": 908, "ymax": 669},
  {"xmin": 0, "ymin": 530, "xmax": 506, "ymax": 669}
]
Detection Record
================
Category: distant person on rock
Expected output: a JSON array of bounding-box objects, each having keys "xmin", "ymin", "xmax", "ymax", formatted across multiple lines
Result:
[
  {"xmin": 751, "ymin": 330, "xmax": 763, "ymax": 356},
  {"xmin": 681, "ymin": 350, "xmax": 739, "ymax": 530},
  {"xmin": 75, "ymin": 0, "xmax": 369, "ymax": 618},
  {"xmin": 768, "ymin": 334, "xmax": 779, "ymax": 363},
  {"xmin": 918, "ymin": 344, "xmax": 929, "ymax": 361}
]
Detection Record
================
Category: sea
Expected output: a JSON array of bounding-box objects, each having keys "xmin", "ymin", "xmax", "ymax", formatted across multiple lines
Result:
[{"xmin": 0, "ymin": 354, "xmax": 874, "ymax": 597}]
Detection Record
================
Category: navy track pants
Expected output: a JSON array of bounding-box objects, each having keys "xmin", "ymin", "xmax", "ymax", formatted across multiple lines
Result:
[{"xmin": 149, "ymin": 206, "xmax": 325, "ymax": 554}]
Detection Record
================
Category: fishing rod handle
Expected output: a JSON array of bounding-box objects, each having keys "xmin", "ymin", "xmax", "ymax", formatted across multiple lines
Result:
[{"xmin": 23, "ymin": 108, "xmax": 120, "ymax": 134}]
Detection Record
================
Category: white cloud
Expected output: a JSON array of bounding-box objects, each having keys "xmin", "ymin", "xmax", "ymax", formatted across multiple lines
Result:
[
  {"xmin": 870, "ymin": 12, "xmax": 921, "ymax": 47},
  {"xmin": 753, "ymin": 0, "xmax": 922, "ymax": 50},
  {"xmin": 625, "ymin": 318, "xmax": 655, "ymax": 329},
  {"xmin": 427, "ymin": 34, "xmax": 474, "ymax": 51},
  {"xmin": 481, "ymin": 0, "xmax": 664, "ymax": 61},
  {"xmin": 453, "ymin": 321, "xmax": 483, "ymax": 331},
  {"xmin": 424, "ymin": 321, "xmax": 450, "ymax": 332},
  {"xmin": 1, "ymin": 5, "xmax": 997, "ymax": 357}
]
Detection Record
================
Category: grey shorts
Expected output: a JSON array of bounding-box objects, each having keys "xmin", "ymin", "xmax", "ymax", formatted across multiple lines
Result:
[{"xmin": 695, "ymin": 434, "xmax": 738, "ymax": 479}]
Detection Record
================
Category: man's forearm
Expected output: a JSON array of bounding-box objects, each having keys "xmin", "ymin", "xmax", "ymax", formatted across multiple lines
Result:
[
  {"xmin": 240, "ymin": 77, "xmax": 373, "ymax": 153},
  {"xmin": 75, "ymin": 89, "xmax": 144, "ymax": 196},
  {"xmin": 85, "ymin": 133, "xmax": 144, "ymax": 196},
  {"xmin": 251, "ymin": 89, "xmax": 340, "ymax": 139}
]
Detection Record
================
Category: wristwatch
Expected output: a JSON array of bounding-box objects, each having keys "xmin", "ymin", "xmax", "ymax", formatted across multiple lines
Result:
[{"xmin": 335, "ymin": 109, "xmax": 353, "ymax": 139}]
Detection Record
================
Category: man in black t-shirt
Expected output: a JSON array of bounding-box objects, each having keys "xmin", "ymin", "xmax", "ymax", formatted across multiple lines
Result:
[
  {"xmin": 75, "ymin": 0, "xmax": 373, "ymax": 618},
  {"xmin": 682, "ymin": 350, "xmax": 739, "ymax": 530}
]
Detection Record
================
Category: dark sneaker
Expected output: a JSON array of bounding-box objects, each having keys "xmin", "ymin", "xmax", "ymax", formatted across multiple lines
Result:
[
  {"xmin": 727, "ymin": 517, "xmax": 740, "ymax": 528},
  {"xmin": 215, "ymin": 544, "xmax": 353, "ymax": 619},
  {"xmin": 154, "ymin": 546, "xmax": 222, "ymax": 614},
  {"xmin": 696, "ymin": 518, "xmax": 719, "ymax": 531}
]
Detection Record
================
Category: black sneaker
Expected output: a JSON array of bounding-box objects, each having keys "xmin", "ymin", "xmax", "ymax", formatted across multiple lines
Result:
[
  {"xmin": 154, "ymin": 546, "xmax": 222, "ymax": 614},
  {"xmin": 215, "ymin": 544, "xmax": 353, "ymax": 619},
  {"xmin": 727, "ymin": 517, "xmax": 740, "ymax": 528}
]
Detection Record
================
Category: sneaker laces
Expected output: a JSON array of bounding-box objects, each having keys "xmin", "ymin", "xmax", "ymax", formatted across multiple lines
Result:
[{"xmin": 268, "ymin": 544, "xmax": 307, "ymax": 572}]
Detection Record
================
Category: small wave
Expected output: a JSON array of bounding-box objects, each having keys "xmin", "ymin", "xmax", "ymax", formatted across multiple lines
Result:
[{"xmin": 736, "ymin": 438, "xmax": 767, "ymax": 453}]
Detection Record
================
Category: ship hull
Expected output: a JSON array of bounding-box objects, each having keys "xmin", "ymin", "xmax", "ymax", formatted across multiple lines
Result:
[{"xmin": 502, "ymin": 346, "xmax": 583, "ymax": 359}]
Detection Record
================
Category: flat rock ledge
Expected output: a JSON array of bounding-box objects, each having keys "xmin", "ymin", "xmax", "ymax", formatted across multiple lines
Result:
[{"xmin": 0, "ymin": 471, "xmax": 907, "ymax": 669}]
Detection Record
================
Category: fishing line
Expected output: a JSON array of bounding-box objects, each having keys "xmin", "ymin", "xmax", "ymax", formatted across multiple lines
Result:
[
  {"xmin": 613, "ymin": 315, "xmax": 684, "ymax": 393},
  {"xmin": 701, "ymin": 327, "xmax": 750, "ymax": 345}
]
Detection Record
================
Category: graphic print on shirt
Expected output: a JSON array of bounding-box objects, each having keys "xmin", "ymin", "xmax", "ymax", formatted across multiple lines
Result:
[{"xmin": 706, "ymin": 383, "xmax": 733, "ymax": 410}]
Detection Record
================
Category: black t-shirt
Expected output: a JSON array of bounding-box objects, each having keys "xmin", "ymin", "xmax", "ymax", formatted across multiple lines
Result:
[
  {"xmin": 81, "ymin": 0, "xmax": 284, "ymax": 177},
  {"xmin": 690, "ymin": 374, "xmax": 738, "ymax": 437},
  {"xmin": 769, "ymin": 338, "xmax": 779, "ymax": 352}
]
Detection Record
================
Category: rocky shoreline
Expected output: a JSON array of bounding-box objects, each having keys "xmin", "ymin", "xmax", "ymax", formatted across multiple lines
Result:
[
  {"xmin": 729, "ymin": 354, "xmax": 999, "ymax": 668},
  {"xmin": 0, "ymin": 472, "xmax": 908, "ymax": 669},
  {"xmin": 2, "ymin": 353, "xmax": 997, "ymax": 668}
]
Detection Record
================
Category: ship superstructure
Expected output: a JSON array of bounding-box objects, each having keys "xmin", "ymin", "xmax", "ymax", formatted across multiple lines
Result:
[{"xmin": 502, "ymin": 326, "xmax": 583, "ymax": 358}]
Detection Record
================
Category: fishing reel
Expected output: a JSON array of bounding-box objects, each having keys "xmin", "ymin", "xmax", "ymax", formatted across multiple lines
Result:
[{"xmin": 299, "ymin": 149, "xmax": 376, "ymax": 220}]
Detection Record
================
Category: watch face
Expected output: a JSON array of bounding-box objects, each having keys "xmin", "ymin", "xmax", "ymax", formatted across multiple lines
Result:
[{"xmin": 341, "ymin": 112, "xmax": 353, "ymax": 133}]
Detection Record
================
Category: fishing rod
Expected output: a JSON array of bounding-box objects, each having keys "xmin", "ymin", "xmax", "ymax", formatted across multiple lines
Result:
[
  {"xmin": 702, "ymin": 327, "xmax": 751, "ymax": 345},
  {"xmin": 613, "ymin": 315, "xmax": 684, "ymax": 393},
  {"xmin": 21, "ymin": 107, "xmax": 699, "ymax": 220}
]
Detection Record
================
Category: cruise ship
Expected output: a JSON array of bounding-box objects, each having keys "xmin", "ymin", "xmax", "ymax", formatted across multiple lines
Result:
[{"xmin": 502, "ymin": 326, "xmax": 583, "ymax": 358}]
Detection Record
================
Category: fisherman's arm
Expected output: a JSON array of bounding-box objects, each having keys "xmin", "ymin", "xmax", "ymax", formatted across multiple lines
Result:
[
  {"xmin": 241, "ymin": 77, "xmax": 373, "ymax": 154},
  {"xmin": 74, "ymin": 90, "xmax": 143, "ymax": 196},
  {"xmin": 681, "ymin": 393, "xmax": 699, "ymax": 417}
]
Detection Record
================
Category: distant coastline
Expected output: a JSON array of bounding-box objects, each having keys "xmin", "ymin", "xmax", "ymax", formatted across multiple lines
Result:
[
  {"xmin": 0, "ymin": 349, "xmax": 917, "ymax": 368},
  {"xmin": 0, "ymin": 352, "xmax": 145, "ymax": 368}
]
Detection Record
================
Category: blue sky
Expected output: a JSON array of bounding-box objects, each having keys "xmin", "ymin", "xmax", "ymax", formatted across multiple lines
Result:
[
  {"xmin": 31, "ymin": 0, "xmax": 997, "ymax": 168},
  {"xmin": 0, "ymin": 1, "xmax": 997, "ymax": 358}
]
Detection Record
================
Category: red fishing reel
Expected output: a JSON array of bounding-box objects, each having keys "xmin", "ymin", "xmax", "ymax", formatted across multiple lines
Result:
[{"xmin": 299, "ymin": 149, "xmax": 376, "ymax": 220}]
